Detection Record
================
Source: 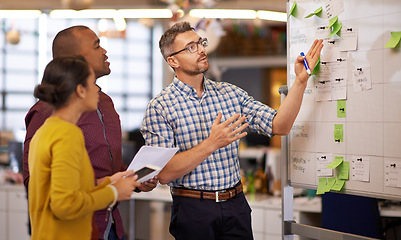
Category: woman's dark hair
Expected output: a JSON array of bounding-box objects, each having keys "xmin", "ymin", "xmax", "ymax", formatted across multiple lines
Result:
[{"xmin": 34, "ymin": 55, "xmax": 91, "ymax": 109}]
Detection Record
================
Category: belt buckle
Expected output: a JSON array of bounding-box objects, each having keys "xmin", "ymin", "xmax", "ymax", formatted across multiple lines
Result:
[{"xmin": 215, "ymin": 190, "xmax": 226, "ymax": 203}]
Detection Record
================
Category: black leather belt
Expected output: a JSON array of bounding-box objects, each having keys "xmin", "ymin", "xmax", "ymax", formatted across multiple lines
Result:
[{"xmin": 171, "ymin": 183, "xmax": 243, "ymax": 202}]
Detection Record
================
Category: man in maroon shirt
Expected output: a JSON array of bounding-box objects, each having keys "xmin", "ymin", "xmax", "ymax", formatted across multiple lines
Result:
[{"xmin": 23, "ymin": 26, "xmax": 157, "ymax": 240}]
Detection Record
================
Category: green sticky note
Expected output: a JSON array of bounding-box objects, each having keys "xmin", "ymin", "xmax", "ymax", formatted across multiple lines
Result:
[
  {"xmin": 337, "ymin": 161, "xmax": 349, "ymax": 180},
  {"xmin": 311, "ymin": 56, "xmax": 320, "ymax": 75},
  {"xmin": 337, "ymin": 100, "xmax": 346, "ymax": 118},
  {"xmin": 323, "ymin": 177, "xmax": 337, "ymax": 192},
  {"xmin": 317, "ymin": 177, "xmax": 327, "ymax": 195},
  {"xmin": 334, "ymin": 124, "xmax": 343, "ymax": 142},
  {"xmin": 384, "ymin": 31, "xmax": 401, "ymax": 48},
  {"xmin": 331, "ymin": 179, "xmax": 346, "ymax": 191},
  {"xmin": 289, "ymin": 1, "xmax": 297, "ymax": 18},
  {"xmin": 326, "ymin": 156, "xmax": 344, "ymax": 169},
  {"xmin": 328, "ymin": 22, "xmax": 342, "ymax": 37},
  {"xmin": 305, "ymin": 6, "xmax": 323, "ymax": 18},
  {"xmin": 327, "ymin": 16, "xmax": 338, "ymax": 28}
]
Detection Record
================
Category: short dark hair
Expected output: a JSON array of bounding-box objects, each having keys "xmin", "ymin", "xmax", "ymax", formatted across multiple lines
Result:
[
  {"xmin": 159, "ymin": 21, "xmax": 194, "ymax": 61},
  {"xmin": 52, "ymin": 25, "xmax": 90, "ymax": 58},
  {"xmin": 34, "ymin": 55, "xmax": 91, "ymax": 109}
]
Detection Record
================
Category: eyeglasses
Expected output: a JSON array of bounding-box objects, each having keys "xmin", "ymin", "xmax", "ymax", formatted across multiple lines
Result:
[{"xmin": 169, "ymin": 38, "xmax": 208, "ymax": 57}]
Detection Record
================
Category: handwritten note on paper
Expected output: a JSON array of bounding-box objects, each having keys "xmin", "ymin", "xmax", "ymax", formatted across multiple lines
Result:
[
  {"xmin": 315, "ymin": 26, "xmax": 331, "ymax": 40},
  {"xmin": 330, "ymin": 58, "xmax": 347, "ymax": 100},
  {"xmin": 317, "ymin": 177, "xmax": 328, "ymax": 195},
  {"xmin": 326, "ymin": 156, "xmax": 344, "ymax": 169},
  {"xmin": 321, "ymin": 39, "xmax": 341, "ymax": 62},
  {"xmin": 337, "ymin": 161, "xmax": 349, "ymax": 180},
  {"xmin": 350, "ymin": 156, "xmax": 370, "ymax": 182},
  {"xmin": 324, "ymin": 0, "xmax": 344, "ymax": 19},
  {"xmin": 384, "ymin": 159, "xmax": 401, "ymax": 188},
  {"xmin": 317, "ymin": 153, "xmax": 334, "ymax": 177},
  {"xmin": 337, "ymin": 100, "xmax": 346, "ymax": 118},
  {"xmin": 315, "ymin": 62, "xmax": 331, "ymax": 101},
  {"xmin": 334, "ymin": 124, "xmax": 343, "ymax": 142},
  {"xmin": 384, "ymin": 31, "xmax": 401, "ymax": 48},
  {"xmin": 338, "ymin": 27, "xmax": 358, "ymax": 51},
  {"xmin": 352, "ymin": 66, "xmax": 372, "ymax": 92}
]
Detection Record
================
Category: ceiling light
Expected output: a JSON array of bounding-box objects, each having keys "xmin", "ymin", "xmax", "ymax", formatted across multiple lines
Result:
[
  {"xmin": 0, "ymin": 10, "xmax": 42, "ymax": 19},
  {"xmin": 257, "ymin": 10, "xmax": 287, "ymax": 22},
  {"xmin": 117, "ymin": 9, "xmax": 173, "ymax": 19},
  {"xmin": 113, "ymin": 16, "xmax": 127, "ymax": 31},
  {"xmin": 50, "ymin": 9, "xmax": 117, "ymax": 18},
  {"xmin": 189, "ymin": 9, "xmax": 257, "ymax": 19},
  {"xmin": 50, "ymin": 9, "xmax": 173, "ymax": 19}
]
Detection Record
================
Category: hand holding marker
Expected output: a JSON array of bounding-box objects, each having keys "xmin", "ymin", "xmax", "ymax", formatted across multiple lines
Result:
[{"xmin": 300, "ymin": 52, "xmax": 311, "ymax": 76}]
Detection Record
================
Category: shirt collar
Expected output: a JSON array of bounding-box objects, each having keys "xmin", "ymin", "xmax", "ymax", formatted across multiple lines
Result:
[{"xmin": 173, "ymin": 76, "xmax": 209, "ymax": 99}]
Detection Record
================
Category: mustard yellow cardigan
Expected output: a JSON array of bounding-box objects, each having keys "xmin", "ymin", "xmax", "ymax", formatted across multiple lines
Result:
[{"xmin": 28, "ymin": 116, "xmax": 115, "ymax": 240}]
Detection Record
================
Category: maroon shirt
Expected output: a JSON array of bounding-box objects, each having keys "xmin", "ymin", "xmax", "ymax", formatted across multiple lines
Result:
[{"xmin": 23, "ymin": 92, "xmax": 127, "ymax": 239}]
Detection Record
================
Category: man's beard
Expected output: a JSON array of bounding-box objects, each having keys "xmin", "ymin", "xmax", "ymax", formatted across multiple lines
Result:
[{"xmin": 182, "ymin": 58, "xmax": 210, "ymax": 76}]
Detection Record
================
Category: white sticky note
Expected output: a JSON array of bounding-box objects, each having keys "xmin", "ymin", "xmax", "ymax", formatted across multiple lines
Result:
[
  {"xmin": 350, "ymin": 156, "xmax": 370, "ymax": 182},
  {"xmin": 338, "ymin": 27, "xmax": 358, "ymax": 51},
  {"xmin": 384, "ymin": 159, "xmax": 401, "ymax": 188},
  {"xmin": 330, "ymin": 58, "xmax": 347, "ymax": 100},
  {"xmin": 316, "ymin": 153, "xmax": 333, "ymax": 177},
  {"xmin": 352, "ymin": 66, "xmax": 372, "ymax": 92},
  {"xmin": 325, "ymin": 0, "xmax": 345, "ymax": 19},
  {"xmin": 315, "ymin": 62, "xmax": 332, "ymax": 101}
]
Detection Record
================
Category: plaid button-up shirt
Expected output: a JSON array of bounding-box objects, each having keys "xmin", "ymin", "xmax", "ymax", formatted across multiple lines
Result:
[{"xmin": 141, "ymin": 77, "xmax": 276, "ymax": 190}]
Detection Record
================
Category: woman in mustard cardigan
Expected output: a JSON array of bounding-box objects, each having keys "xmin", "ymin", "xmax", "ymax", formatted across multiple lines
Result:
[{"xmin": 28, "ymin": 56, "xmax": 140, "ymax": 240}]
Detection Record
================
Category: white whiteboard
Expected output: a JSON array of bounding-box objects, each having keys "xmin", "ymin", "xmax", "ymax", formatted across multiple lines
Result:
[{"xmin": 287, "ymin": 0, "xmax": 401, "ymax": 200}]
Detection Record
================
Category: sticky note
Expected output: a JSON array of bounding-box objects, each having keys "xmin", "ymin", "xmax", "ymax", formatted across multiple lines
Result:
[
  {"xmin": 326, "ymin": 156, "xmax": 344, "ymax": 169},
  {"xmin": 311, "ymin": 56, "xmax": 320, "ymax": 75},
  {"xmin": 334, "ymin": 124, "xmax": 343, "ymax": 142},
  {"xmin": 337, "ymin": 100, "xmax": 346, "ymax": 118},
  {"xmin": 317, "ymin": 177, "xmax": 327, "ymax": 195},
  {"xmin": 305, "ymin": 6, "xmax": 323, "ymax": 18},
  {"xmin": 328, "ymin": 22, "xmax": 342, "ymax": 37},
  {"xmin": 331, "ymin": 179, "xmax": 346, "ymax": 191},
  {"xmin": 384, "ymin": 31, "xmax": 401, "ymax": 48},
  {"xmin": 289, "ymin": 1, "xmax": 297, "ymax": 18},
  {"xmin": 323, "ymin": 177, "xmax": 337, "ymax": 192},
  {"xmin": 327, "ymin": 16, "xmax": 338, "ymax": 28},
  {"xmin": 337, "ymin": 161, "xmax": 349, "ymax": 180}
]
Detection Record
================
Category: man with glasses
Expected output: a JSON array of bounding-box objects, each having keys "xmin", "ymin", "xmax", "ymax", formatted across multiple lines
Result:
[{"xmin": 141, "ymin": 21, "xmax": 323, "ymax": 239}]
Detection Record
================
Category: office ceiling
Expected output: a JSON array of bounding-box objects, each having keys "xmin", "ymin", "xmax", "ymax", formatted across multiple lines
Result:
[{"xmin": 0, "ymin": 0, "xmax": 286, "ymax": 12}]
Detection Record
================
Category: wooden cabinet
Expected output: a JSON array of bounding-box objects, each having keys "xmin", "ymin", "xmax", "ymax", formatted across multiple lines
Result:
[{"xmin": 0, "ymin": 185, "xmax": 30, "ymax": 240}]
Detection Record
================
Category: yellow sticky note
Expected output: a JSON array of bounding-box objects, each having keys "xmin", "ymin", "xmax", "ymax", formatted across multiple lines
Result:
[
  {"xmin": 326, "ymin": 156, "xmax": 344, "ymax": 169},
  {"xmin": 317, "ymin": 177, "xmax": 327, "ymax": 195},
  {"xmin": 305, "ymin": 6, "xmax": 323, "ymax": 18},
  {"xmin": 384, "ymin": 31, "xmax": 401, "ymax": 48},
  {"xmin": 334, "ymin": 124, "xmax": 343, "ymax": 142},
  {"xmin": 323, "ymin": 177, "xmax": 337, "ymax": 192},
  {"xmin": 337, "ymin": 161, "xmax": 349, "ymax": 180},
  {"xmin": 337, "ymin": 100, "xmax": 346, "ymax": 118},
  {"xmin": 328, "ymin": 22, "xmax": 342, "ymax": 37},
  {"xmin": 328, "ymin": 16, "xmax": 338, "ymax": 28},
  {"xmin": 289, "ymin": 1, "xmax": 297, "ymax": 18},
  {"xmin": 331, "ymin": 179, "xmax": 346, "ymax": 191},
  {"xmin": 311, "ymin": 56, "xmax": 320, "ymax": 75}
]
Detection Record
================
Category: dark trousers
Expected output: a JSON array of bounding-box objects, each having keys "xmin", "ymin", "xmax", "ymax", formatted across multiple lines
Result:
[{"xmin": 169, "ymin": 192, "xmax": 253, "ymax": 240}]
